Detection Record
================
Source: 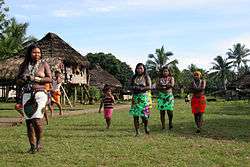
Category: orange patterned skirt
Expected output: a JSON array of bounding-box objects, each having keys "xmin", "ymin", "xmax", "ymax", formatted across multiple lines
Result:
[
  {"xmin": 52, "ymin": 91, "xmax": 61, "ymax": 104},
  {"xmin": 191, "ymin": 95, "xmax": 206, "ymax": 114}
]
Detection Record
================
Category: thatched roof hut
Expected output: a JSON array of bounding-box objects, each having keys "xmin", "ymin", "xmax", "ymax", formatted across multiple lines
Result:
[
  {"xmin": 224, "ymin": 72, "xmax": 250, "ymax": 100},
  {"xmin": 0, "ymin": 32, "xmax": 89, "ymax": 85},
  {"xmin": 228, "ymin": 72, "xmax": 250, "ymax": 89},
  {"xmin": 89, "ymin": 65, "xmax": 122, "ymax": 89}
]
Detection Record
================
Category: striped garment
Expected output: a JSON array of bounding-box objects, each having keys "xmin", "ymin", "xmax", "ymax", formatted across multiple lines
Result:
[{"xmin": 103, "ymin": 96, "xmax": 114, "ymax": 109}]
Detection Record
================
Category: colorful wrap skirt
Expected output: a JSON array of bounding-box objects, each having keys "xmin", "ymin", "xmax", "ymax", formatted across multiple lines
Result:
[
  {"xmin": 129, "ymin": 93, "xmax": 150, "ymax": 119},
  {"xmin": 191, "ymin": 95, "xmax": 206, "ymax": 114},
  {"xmin": 157, "ymin": 92, "xmax": 174, "ymax": 111},
  {"xmin": 22, "ymin": 91, "xmax": 48, "ymax": 119}
]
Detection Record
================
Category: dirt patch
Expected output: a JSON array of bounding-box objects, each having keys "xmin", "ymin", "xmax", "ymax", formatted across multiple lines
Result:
[{"xmin": 0, "ymin": 104, "xmax": 130, "ymax": 127}]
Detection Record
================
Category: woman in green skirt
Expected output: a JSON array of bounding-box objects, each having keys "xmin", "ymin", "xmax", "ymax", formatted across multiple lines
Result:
[
  {"xmin": 129, "ymin": 63, "xmax": 151, "ymax": 136},
  {"xmin": 156, "ymin": 67, "xmax": 175, "ymax": 130}
]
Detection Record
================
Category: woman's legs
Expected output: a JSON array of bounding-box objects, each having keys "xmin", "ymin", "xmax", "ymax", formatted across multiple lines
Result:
[
  {"xmin": 141, "ymin": 116, "xmax": 149, "ymax": 134},
  {"xmin": 33, "ymin": 118, "xmax": 43, "ymax": 151},
  {"xmin": 160, "ymin": 110, "xmax": 166, "ymax": 130},
  {"xmin": 133, "ymin": 116, "xmax": 140, "ymax": 136},
  {"xmin": 26, "ymin": 119, "xmax": 36, "ymax": 153},
  {"xmin": 167, "ymin": 110, "xmax": 173, "ymax": 130},
  {"xmin": 194, "ymin": 112, "xmax": 203, "ymax": 133}
]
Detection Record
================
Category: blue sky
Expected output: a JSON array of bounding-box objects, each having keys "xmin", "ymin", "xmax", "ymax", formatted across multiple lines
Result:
[{"xmin": 6, "ymin": 0, "xmax": 250, "ymax": 70}]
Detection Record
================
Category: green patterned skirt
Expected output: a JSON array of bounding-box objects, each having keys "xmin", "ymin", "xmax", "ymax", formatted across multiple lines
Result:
[
  {"xmin": 157, "ymin": 92, "xmax": 174, "ymax": 111},
  {"xmin": 129, "ymin": 93, "xmax": 150, "ymax": 119}
]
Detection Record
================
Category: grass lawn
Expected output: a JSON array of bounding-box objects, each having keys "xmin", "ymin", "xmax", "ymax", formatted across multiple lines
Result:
[
  {"xmin": 0, "ymin": 99, "xmax": 250, "ymax": 167},
  {"xmin": 0, "ymin": 103, "xmax": 101, "ymax": 117}
]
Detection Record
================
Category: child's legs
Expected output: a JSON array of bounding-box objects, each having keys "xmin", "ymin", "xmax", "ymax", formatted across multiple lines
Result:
[
  {"xmin": 50, "ymin": 102, "xmax": 55, "ymax": 116},
  {"xmin": 105, "ymin": 118, "xmax": 111, "ymax": 128},
  {"xmin": 55, "ymin": 102, "xmax": 62, "ymax": 115},
  {"xmin": 104, "ymin": 108, "xmax": 113, "ymax": 128}
]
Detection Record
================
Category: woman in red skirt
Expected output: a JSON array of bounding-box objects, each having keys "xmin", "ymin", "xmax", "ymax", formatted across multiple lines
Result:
[{"xmin": 190, "ymin": 71, "xmax": 206, "ymax": 133}]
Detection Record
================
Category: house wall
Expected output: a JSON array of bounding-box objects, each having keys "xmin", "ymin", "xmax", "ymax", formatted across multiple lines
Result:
[{"xmin": 65, "ymin": 66, "xmax": 87, "ymax": 84}]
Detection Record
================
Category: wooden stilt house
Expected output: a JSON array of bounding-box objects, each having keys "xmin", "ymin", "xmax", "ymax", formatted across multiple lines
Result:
[{"xmin": 0, "ymin": 32, "xmax": 90, "ymax": 103}]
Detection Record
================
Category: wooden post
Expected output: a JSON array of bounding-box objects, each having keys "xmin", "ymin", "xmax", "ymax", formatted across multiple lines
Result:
[
  {"xmin": 83, "ymin": 84, "xmax": 90, "ymax": 104},
  {"xmin": 74, "ymin": 85, "xmax": 77, "ymax": 105},
  {"xmin": 61, "ymin": 85, "xmax": 72, "ymax": 108},
  {"xmin": 63, "ymin": 91, "xmax": 66, "ymax": 105},
  {"xmin": 80, "ymin": 85, "xmax": 83, "ymax": 104},
  {"xmin": 0, "ymin": 85, "xmax": 2, "ymax": 98},
  {"xmin": 3, "ymin": 86, "xmax": 6, "ymax": 100}
]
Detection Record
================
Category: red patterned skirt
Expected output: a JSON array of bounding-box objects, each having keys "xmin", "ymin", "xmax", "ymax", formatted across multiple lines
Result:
[{"xmin": 191, "ymin": 95, "xmax": 206, "ymax": 114}]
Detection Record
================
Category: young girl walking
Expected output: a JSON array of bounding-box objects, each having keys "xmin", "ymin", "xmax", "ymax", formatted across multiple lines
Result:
[{"xmin": 99, "ymin": 85, "xmax": 115, "ymax": 129}]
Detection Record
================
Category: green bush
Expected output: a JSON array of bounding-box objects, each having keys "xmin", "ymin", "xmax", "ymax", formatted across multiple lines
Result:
[{"xmin": 89, "ymin": 86, "xmax": 101, "ymax": 103}]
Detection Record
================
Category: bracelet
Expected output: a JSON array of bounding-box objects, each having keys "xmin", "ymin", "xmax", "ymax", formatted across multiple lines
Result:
[{"xmin": 35, "ymin": 77, "xmax": 42, "ymax": 82}]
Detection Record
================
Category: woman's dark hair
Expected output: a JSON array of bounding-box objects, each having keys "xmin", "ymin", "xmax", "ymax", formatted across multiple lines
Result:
[
  {"xmin": 159, "ymin": 66, "xmax": 172, "ymax": 77},
  {"xmin": 131, "ymin": 63, "xmax": 150, "ymax": 85},
  {"xmin": 18, "ymin": 44, "xmax": 42, "ymax": 76},
  {"xmin": 134, "ymin": 63, "xmax": 147, "ymax": 76}
]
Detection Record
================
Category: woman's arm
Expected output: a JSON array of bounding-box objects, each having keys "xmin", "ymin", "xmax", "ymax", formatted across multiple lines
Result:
[
  {"xmin": 166, "ymin": 77, "xmax": 174, "ymax": 89},
  {"xmin": 143, "ymin": 75, "xmax": 151, "ymax": 91},
  {"xmin": 190, "ymin": 80, "xmax": 206, "ymax": 92}
]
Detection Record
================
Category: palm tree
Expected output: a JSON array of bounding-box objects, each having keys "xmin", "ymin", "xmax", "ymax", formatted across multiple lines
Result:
[
  {"xmin": 210, "ymin": 55, "xmax": 233, "ymax": 90},
  {"xmin": 146, "ymin": 45, "xmax": 178, "ymax": 80},
  {"xmin": 226, "ymin": 43, "xmax": 250, "ymax": 73},
  {"xmin": 0, "ymin": 18, "xmax": 36, "ymax": 60},
  {"xmin": 0, "ymin": 0, "xmax": 10, "ymax": 35}
]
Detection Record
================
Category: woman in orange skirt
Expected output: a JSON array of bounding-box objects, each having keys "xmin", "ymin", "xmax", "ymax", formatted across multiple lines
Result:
[{"xmin": 190, "ymin": 71, "xmax": 206, "ymax": 133}]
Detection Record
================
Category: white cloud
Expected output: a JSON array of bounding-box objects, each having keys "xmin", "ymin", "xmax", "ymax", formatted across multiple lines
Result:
[
  {"xmin": 88, "ymin": 6, "xmax": 116, "ymax": 13},
  {"xmin": 176, "ymin": 52, "xmax": 215, "ymax": 70},
  {"xmin": 53, "ymin": 9, "xmax": 82, "ymax": 18},
  {"xmin": 14, "ymin": 14, "xmax": 30, "ymax": 22},
  {"xmin": 20, "ymin": 4, "xmax": 38, "ymax": 9},
  {"xmin": 126, "ymin": 0, "xmax": 249, "ymax": 8},
  {"xmin": 80, "ymin": 0, "xmax": 245, "ymax": 13},
  {"xmin": 49, "ymin": 0, "xmax": 249, "ymax": 18},
  {"xmin": 215, "ymin": 34, "xmax": 250, "ymax": 55}
]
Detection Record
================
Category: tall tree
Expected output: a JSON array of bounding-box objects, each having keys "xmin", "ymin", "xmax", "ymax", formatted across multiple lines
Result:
[
  {"xmin": 0, "ymin": 0, "xmax": 9, "ymax": 35},
  {"xmin": 86, "ymin": 52, "xmax": 134, "ymax": 87},
  {"xmin": 146, "ymin": 45, "xmax": 178, "ymax": 81},
  {"xmin": 210, "ymin": 56, "xmax": 233, "ymax": 90},
  {"xmin": 0, "ymin": 18, "xmax": 36, "ymax": 59},
  {"xmin": 227, "ymin": 43, "xmax": 250, "ymax": 73}
]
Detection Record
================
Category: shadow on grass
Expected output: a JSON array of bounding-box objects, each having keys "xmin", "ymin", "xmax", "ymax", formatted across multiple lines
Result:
[
  {"xmin": 0, "ymin": 108, "xmax": 14, "ymax": 110},
  {"xmin": 149, "ymin": 117, "xmax": 250, "ymax": 142},
  {"xmin": 210, "ymin": 105, "xmax": 250, "ymax": 116},
  {"xmin": 46, "ymin": 131, "xmax": 132, "ymax": 139}
]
